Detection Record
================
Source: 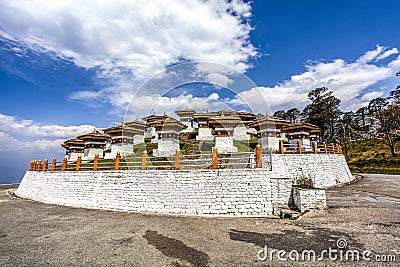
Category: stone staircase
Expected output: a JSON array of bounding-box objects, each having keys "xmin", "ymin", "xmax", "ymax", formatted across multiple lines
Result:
[{"xmin": 187, "ymin": 140, "xmax": 202, "ymax": 155}]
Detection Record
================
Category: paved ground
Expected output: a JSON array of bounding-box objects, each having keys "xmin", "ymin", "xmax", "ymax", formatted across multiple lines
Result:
[{"xmin": 0, "ymin": 174, "xmax": 399, "ymax": 266}]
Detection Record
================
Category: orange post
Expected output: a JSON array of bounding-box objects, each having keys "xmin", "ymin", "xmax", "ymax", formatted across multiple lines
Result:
[
  {"xmin": 32, "ymin": 161, "xmax": 37, "ymax": 171},
  {"xmin": 331, "ymin": 143, "xmax": 335, "ymax": 154},
  {"xmin": 51, "ymin": 158, "xmax": 56, "ymax": 172},
  {"xmin": 76, "ymin": 156, "xmax": 82, "ymax": 171},
  {"xmin": 336, "ymin": 144, "xmax": 340, "ymax": 154},
  {"xmin": 93, "ymin": 154, "xmax": 99, "ymax": 171},
  {"xmin": 29, "ymin": 161, "xmax": 34, "ymax": 171},
  {"xmin": 312, "ymin": 141, "xmax": 317, "ymax": 154},
  {"xmin": 297, "ymin": 140, "xmax": 302, "ymax": 154},
  {"xmin": 323, "ymin": 142, "xmax": 327, "ymax": 153},
  {"xmin": 43, "ymin": 159, "xmax": 48, "ymax": 172},
  {"xmin": 256, "ymin": 144, "xmax": 262, "ymax": 168},
  {"xmin": 279, "ymin": 140, "xmax": 284, "ymax": 154},
  {"xmin": 174, "ymin": 149, "xmax": 180, "ymax": 170},
  {"xmin": 212, "ymin": 148, "xmax": 218, "ymax": 169},
  {"xmin": 141, "ymin": 150, "xmax": 147, "ymax": 170},
  {"xmin": 37, "ymin": 160, "xmax": 42, "ymax": 172},
  {"xmin": 115, "ymin": 152, "xmax": 121, "ymax": 170},
  {"xmin": 62, "ymin": 157, "xmax": 67, "ymax": 171}
]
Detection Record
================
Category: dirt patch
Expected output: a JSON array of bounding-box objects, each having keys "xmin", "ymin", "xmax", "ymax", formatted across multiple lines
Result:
[
  {"xmin": 229, "ymin": 226, "xmax": 364, "ymax": 252},
  {"xmin": 110, "ymin": 236, "xmax": 134, "ymax": 246},
  {"xmin": 143, "ymin": 230, "xmax": 210, "ymax": 267}
]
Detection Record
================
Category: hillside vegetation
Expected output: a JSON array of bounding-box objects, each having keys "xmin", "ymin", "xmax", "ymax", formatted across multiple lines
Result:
[{"xmin": 346, "ymin": 139, "xmax": 400, "ymax": 175}]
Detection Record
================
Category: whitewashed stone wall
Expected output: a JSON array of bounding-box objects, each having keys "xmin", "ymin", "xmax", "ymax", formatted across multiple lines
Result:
[
  {"xmin": 197, "ymin": 127, "xmax": 214, "ymax": 141},
  {"xmin": 16, "ymin": 169, "xmax": 283, "ymax": 216},
  {"xmin": 104, "ymin": 144, "xmax": 132, "ymax": 159},
  {"xmin": 259, "ymin": 136, "xmax": 280, "ymax": 151},
  {"xmin": 180, "ymin": 121, "xmax": 194, "ymax": 133},
  {"xmin": 267, "ymin": 154, "xmax": 353, "ymax": 188},
  {"xmin": 67, "ymin": 152, "xmax": 83, "ymax": 162},
  {"xmin": 16, "ymin": 154, "xmax": 353, "ymax": 217},
  {"xmin": 292, "ymin": 188, "xmax": 327, "ymax": 212},
  {"xmin": 83, "ymin": 148, "xmax": 104, "ymax": 160},
  {"xmin": 132, "ymin": 134, "xmax": 144, "ymax": 145},
  {"xmin": 214, "ymin": 136, "xmax": 238, "ymax": 153},
  {"xmin": 153, "ymin": 139, "xmax": 179, "ymax": 157},
  {"xmin": 233, "ymin": 126, "xmax": 250, "ymax": 141}
]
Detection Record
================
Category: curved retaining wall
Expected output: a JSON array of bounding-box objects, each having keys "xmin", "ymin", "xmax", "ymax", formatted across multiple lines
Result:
[{"xmin": 16, "ymin": 154, "xmax": 353, "ymax": 216}]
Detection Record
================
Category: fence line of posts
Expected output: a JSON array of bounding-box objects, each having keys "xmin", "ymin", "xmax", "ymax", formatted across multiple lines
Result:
[{"xmin": 29, "ymin": 141, "xmax": 343, "ymax": 172}]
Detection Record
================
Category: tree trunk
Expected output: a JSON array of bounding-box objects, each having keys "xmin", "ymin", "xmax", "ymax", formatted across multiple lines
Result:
[{"xmin": 386, "ymin": 133, "xmax": 396, "ymax": 157}]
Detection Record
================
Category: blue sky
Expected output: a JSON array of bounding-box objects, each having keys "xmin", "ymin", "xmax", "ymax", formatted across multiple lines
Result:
[{"xmin": 0, "ymin": 0, "xmax": 399, "ymax": 183}]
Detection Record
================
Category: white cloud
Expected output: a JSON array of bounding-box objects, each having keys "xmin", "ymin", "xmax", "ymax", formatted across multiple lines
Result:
[
  {"xmin": 124, "ymin": 93, "xmax": 232, "ymax": 121},
  {"xmin": 357, "ymin": 45, "xmax": 385, "ymax": 63},
  {"xmin": 206, "ymin": 73, "xmax": 234, "ymax": 87},
  {"xmin": 0, "ymin": 113, "xmax": 95, "ymax": 154},
  {"xmin": 0, "ymin": 0, "xmax": 256, "ymax": 81},
  {"xmin": 376, "ymin": 48, "xmax": 399, "ymax": 61},
  {"xmin": 233, "ymin": 46, "xmax": 400, "ymax": 113},
  {"xmin": 360, "ymin": 91, "xmax": 385, "ymax": 102}
]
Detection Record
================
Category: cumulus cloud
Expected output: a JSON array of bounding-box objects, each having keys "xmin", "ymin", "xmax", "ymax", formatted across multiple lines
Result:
[
  {"xmin": 233, "ymin": 46, "xmax": 400, "ymax": 113},
  {"xmin": 124, "ymin": 93, "xmax": 235, "ymax": 121},
  {"xmin": 206, "ymin": 73, "xmax": 234, "ymax": 87},
  {"xmin": 0, "ymin": 0, "xmax": 256, "ymax": 80},
  {"xmin": 0, "ymin": 114, "xmax": 98, "ymax": 182},
  {"xmin": 0, "ymin": 113, "xmax": 95, "ymax": 153}
]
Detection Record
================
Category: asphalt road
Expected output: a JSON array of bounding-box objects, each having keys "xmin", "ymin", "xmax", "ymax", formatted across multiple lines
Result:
[{"xmin": 0, "ymin": 174, "xmax": 399, "ymax": 266}]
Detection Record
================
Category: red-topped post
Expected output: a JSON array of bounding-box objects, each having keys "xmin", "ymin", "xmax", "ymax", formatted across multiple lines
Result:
[
  {"xmin": 212, "ymin": 148, "xmax": 218, "ymax": 169},
  {"xmin": 174, "ymin": 149, "xmax": 180, "ymax": 170},
  {"xmin": 256, "ymin": 144, "xmax": 262, "ymax": 168},
  {"xmin": 279, "ymin": 140, "xmax": 284, "ymax": 154},
  {"xmin": 312, "ymin": 141, "xmax": 317, "ymax": 154},
  {"xmin": 93, "ymin": 154, "xmax": 99, "ymax": 171},
  {"xmin": 115, "ymin": 152, "xmax": 121, "ymax": 170},
  {"xmin": 141, "ymin": 150, "xmax": 147, "ymax": 170},
  {"xmin": 43, "ymin": 159, "xmax": 48, "ymax": 172},
  {"xmin": 51, "ymin": 158, "xmax": 56, "ymax": 172},
  {"xmin": 297, "ymin": 140, "xmax": 302, "ymax": 154},
  {"xmin": 62, "ymin": 157, "xmax": 67, "ymax": 171},
  {"xmin": 37, "ymin": 160, "xmax": 42, "ymax": 172},
  {"xmin": 76, "ymin": 156, "xmax": 82, "ymax": 171}
]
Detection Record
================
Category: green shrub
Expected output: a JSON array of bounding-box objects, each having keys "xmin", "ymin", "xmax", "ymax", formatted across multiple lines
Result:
[{"xmin": 294, "ymin": 175, "xmax": 314, "ymax": 189}]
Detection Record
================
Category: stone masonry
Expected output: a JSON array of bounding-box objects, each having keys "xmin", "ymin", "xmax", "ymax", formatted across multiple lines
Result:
[{"xmin": 16, "ymin": 154, "xmax": 353, "ymax": 217}]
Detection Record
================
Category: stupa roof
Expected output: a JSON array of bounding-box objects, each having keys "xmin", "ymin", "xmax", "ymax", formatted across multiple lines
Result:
[
  {"xmin": 235, "ymin": 111, "xmax": 257, "ymax": 121},
  {"xmin": 208, "ymin": 114, "xmax": 242, "ymax": 128},
  {"xmin": 125, "ymin": 119, "xmax": 146, "ymax": 130},
  {"xmin": 192, "ymin": 110, "xmax": 218, "ymax": 120},
  {"xmin": 142, "ymin": 113, "xmax": 169, "ymax": 123},
  {"xmin": 282, "ymin": 122, "xmax": 320, "ymax": 132},
  {"xmin": 61, "ymin": 138, "xmax": 84, "ymax": 149},
  {"xmin": 151, "ymin": 117, "xmax": 187, "ymax": 131},
  {"xmin": 175, "ymin": 108, "xmax": 196, "ymax": 117},
  {"xmin": 250, "ymin": 115, "xmax": 290, "ymax": 129},
  {"xmin": 77, "ymin": 128, "xmax": 110, "ymax": 142},
  {"xmin": 103, "ymin": 121, "xmax": 144, "ymax": 136}
]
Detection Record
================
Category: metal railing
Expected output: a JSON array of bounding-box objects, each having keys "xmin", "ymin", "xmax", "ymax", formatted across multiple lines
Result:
[
  {"xmin": 29, "ymin": 141, "xmax": 342, "ymax": 173},
  {"xmin": 29, "ymin": 145, "xmax": 264, "ymax": 172},
  {"xmin": 278, "ymin": 140, "xmax": 342, "ymax": 155}
]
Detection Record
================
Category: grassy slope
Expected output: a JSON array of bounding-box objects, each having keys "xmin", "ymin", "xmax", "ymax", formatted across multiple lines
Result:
[{"xmin": 345, "ymin": 139, "xmax": 400, "ymax": 175}]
